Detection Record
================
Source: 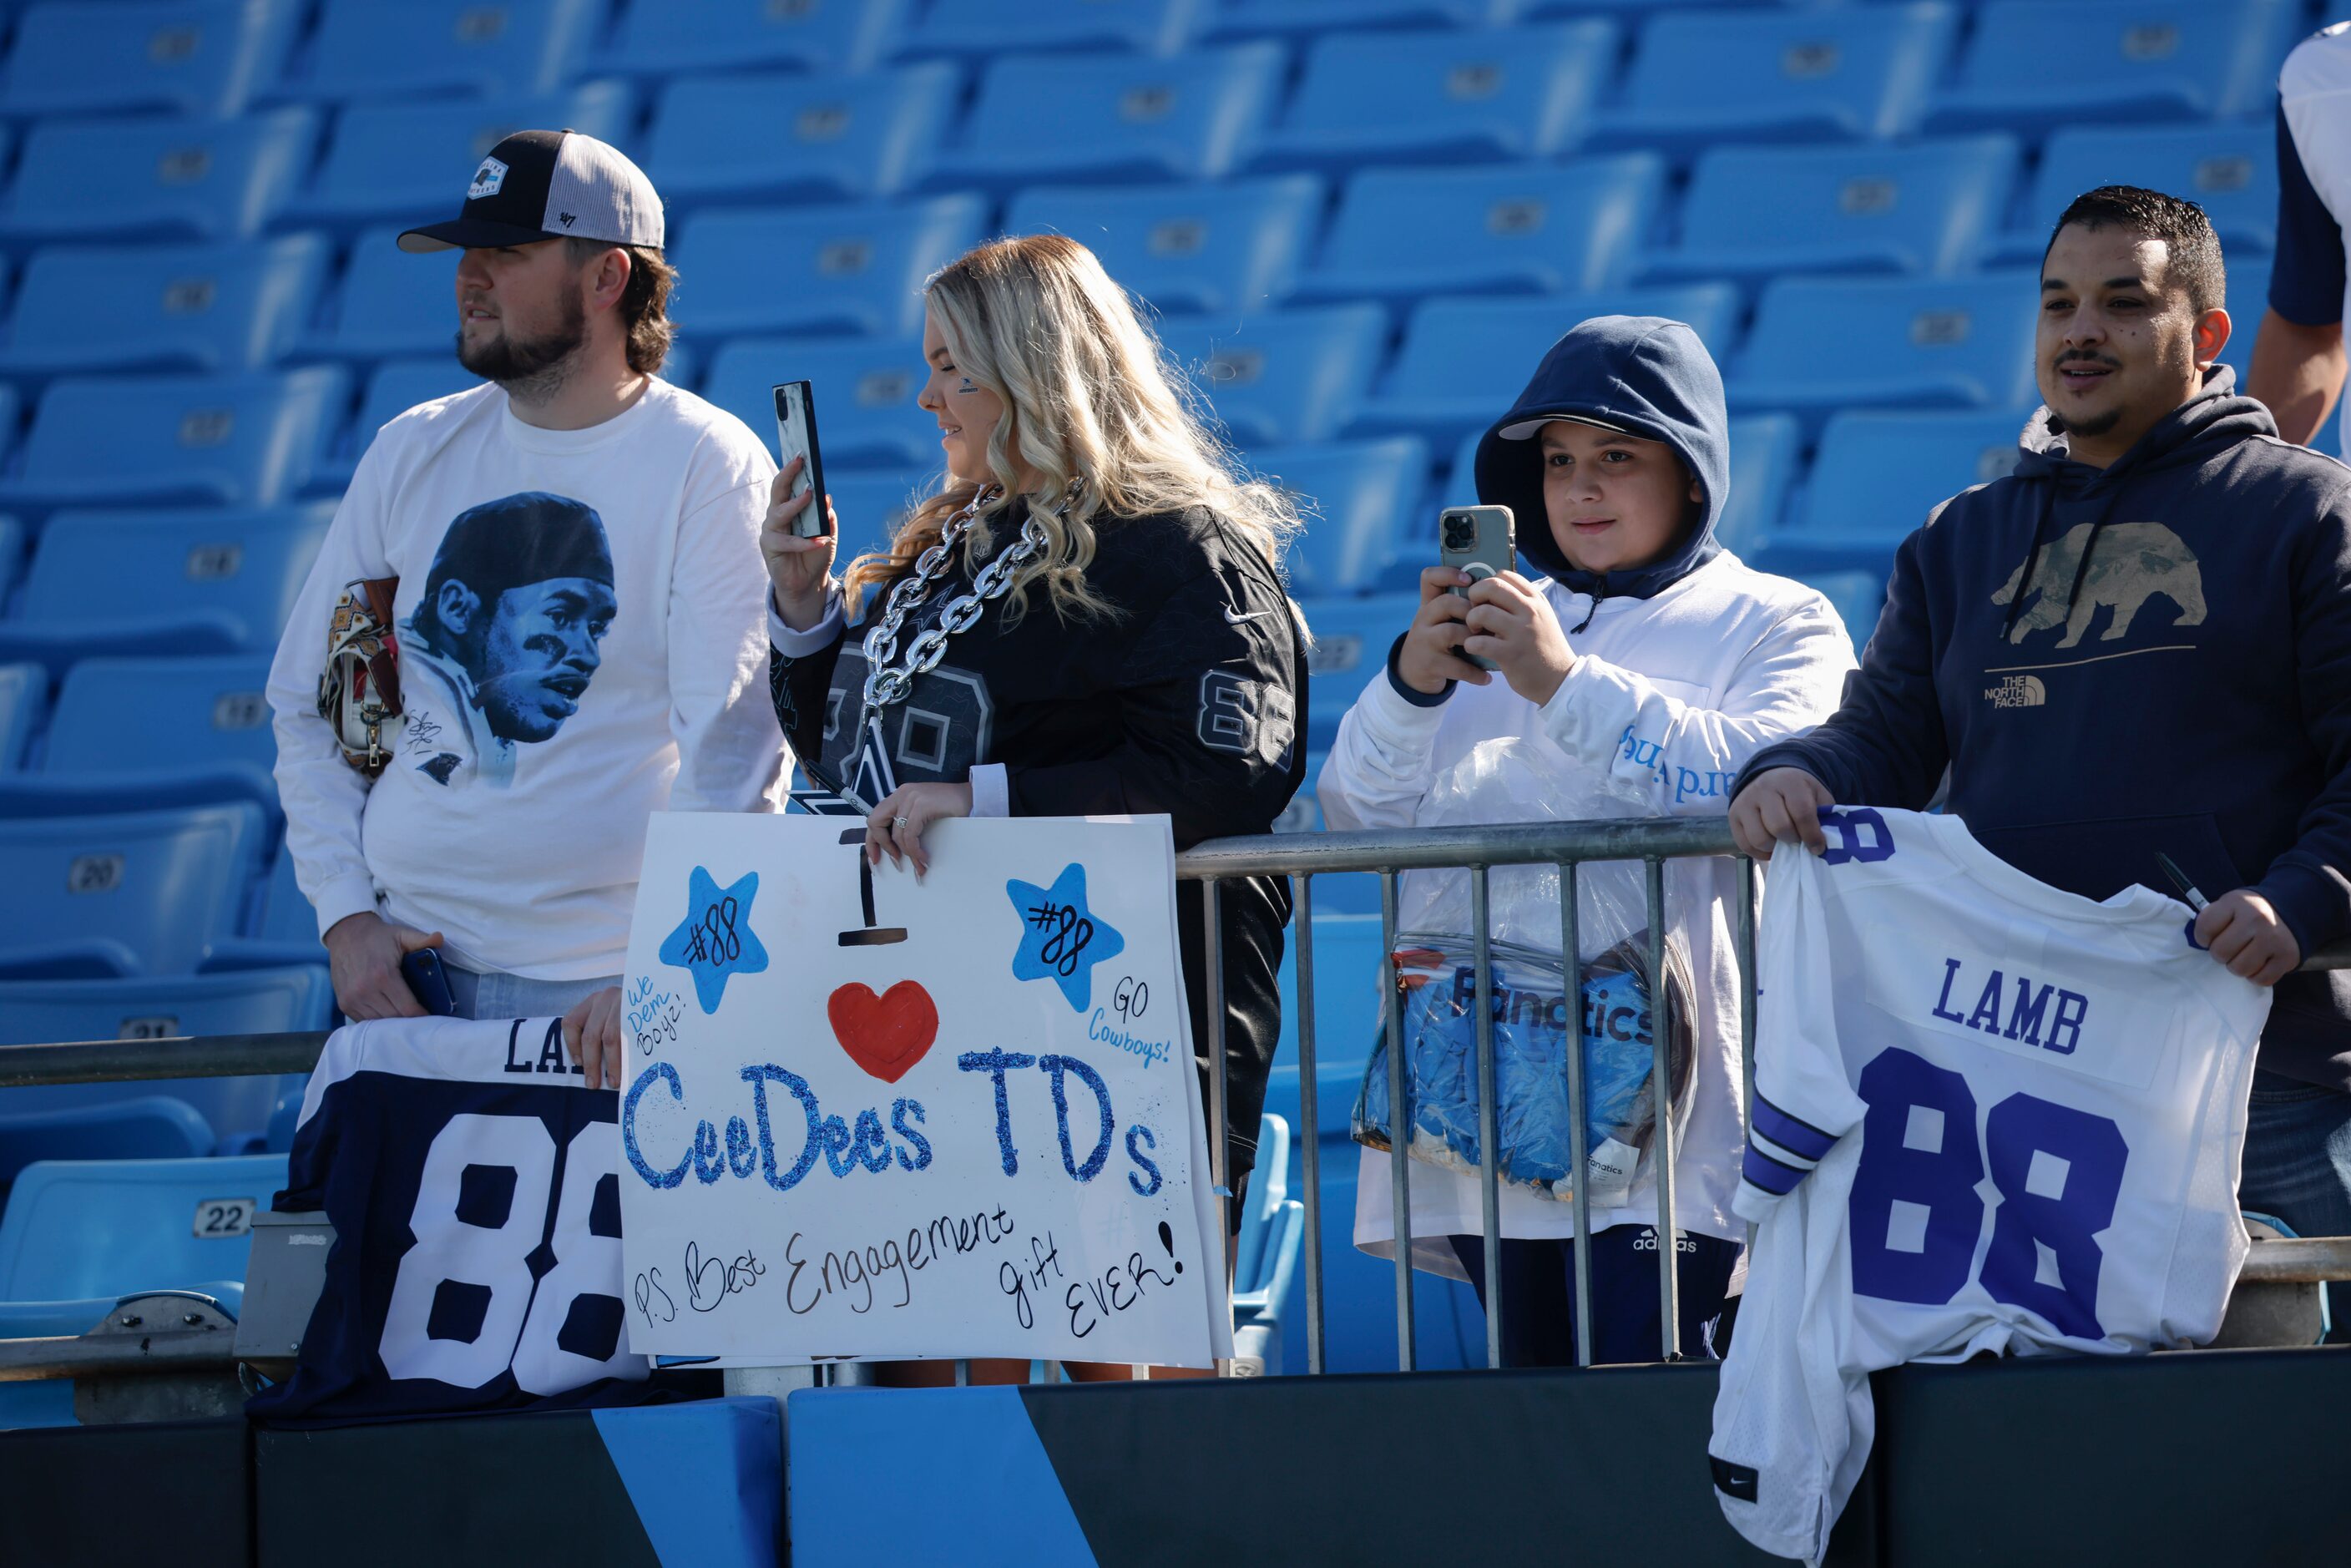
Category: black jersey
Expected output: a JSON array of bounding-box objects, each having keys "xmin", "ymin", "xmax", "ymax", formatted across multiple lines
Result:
[{"xmin": 771, "ymin": 502, "xmax": 1306, "ymax": 1186}]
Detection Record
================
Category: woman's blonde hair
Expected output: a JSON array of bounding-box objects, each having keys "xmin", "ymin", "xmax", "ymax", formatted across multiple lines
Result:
[{"xmin": 842, "ymin": 234, "xmax": 1301, "ymax": 622}]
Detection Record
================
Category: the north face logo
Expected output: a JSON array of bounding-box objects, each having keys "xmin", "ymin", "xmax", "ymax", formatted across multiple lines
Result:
[
  {"xmin": 1991, "ymin": 520, "xmax": 2207, "ymax": 648},
  {"xmin": 468, "ymin": 155, "xmax": 508, "ymax": 200},
  {"xmin": 1984, "ymin": 674, "xmax": 2045, "ymax": 708}
]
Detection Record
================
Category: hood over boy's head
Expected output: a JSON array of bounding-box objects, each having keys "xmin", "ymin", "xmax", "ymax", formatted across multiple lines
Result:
[{"xmin": 1473, "ymin": 315, "xmax": 1729, "ymax": 598}]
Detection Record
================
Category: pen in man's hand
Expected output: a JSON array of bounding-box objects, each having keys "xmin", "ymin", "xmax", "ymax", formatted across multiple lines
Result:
[{"xmin": 2156, "ymin": 851, "xmax": 2209, "ymax": 914}]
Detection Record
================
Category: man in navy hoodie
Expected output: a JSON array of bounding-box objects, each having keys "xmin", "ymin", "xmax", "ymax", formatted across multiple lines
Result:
[{"xmin": 1732, "ymin": 187, "xmax": 2351, "ymax": 1293}]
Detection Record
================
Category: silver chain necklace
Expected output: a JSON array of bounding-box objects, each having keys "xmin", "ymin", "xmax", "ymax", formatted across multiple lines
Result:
[
  {"xmin": 833, "ymin": 486, "xmax": 1071, "ymax": 813},
  {"xmin": 858, "ymin": 486, "xmax": 1064, "ymax": 709}
]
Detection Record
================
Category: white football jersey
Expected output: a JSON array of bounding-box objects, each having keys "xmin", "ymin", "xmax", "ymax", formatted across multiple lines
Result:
[{"xmin": 1710, "ymin": 808, "xmax": 2270, "ymax": 1564}]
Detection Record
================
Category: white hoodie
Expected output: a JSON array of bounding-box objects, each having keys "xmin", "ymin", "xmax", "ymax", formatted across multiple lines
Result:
[
  {"xmin": 1317, "ymin": 552, "xmax": 1857, "ymax": 1268},
  {"xmin": 268, "ymin": 379, "xmax": 786, "ymax": 981}
]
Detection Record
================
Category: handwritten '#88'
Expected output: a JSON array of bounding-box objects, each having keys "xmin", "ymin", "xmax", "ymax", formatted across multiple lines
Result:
[{"xmin": 1847, "ymin": 1047, "xmax": 2129, "ymax": 1341}]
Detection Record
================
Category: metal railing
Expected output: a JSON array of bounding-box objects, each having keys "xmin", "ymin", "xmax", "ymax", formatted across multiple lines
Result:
[{"xmin": 4, "ymin": 814, "xmax": 2350, "ymax": 1388}]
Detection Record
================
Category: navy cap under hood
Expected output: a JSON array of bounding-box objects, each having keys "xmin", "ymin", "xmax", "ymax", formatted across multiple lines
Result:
[{"xmin": 1473, "ymin": 314, "xmax": 1729, "ymax": 599}]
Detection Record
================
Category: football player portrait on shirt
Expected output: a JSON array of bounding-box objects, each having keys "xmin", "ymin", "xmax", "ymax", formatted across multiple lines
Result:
[{"xmin": 400, "ymin": 489, "xmax": 618, "ymax": 789}]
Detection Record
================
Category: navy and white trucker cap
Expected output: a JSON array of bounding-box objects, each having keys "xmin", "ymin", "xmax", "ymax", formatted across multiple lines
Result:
[{"xmin": 398, "ymin": 129, "xmax": 664, "ymax": 254}]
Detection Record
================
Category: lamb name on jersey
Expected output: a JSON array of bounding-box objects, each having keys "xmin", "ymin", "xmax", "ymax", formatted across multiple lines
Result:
[
  {"xmin": 246, "ymin": 1016, "xmax": 647, "ymax": 1424},
  {"xmin": 1711, "ymin": 808, "xmax": 2270, "ymax": 1563}
]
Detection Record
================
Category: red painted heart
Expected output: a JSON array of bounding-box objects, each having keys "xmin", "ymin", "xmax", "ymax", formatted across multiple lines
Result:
[{"xmin": 826, "ymin": 980, "xmax": 939, "ymax": 1085}]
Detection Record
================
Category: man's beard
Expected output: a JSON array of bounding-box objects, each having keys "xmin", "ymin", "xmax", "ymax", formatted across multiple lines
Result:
[{"xmin": 457, "ymin": 291, "xmax": 588, "ymax": 402}]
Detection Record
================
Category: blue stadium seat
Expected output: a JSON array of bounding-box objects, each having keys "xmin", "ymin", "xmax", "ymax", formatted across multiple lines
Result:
[
  {"xmin": 0, "ymin": 973, "xmax": 324, "ymax": 1178},
  {"xmin": 1776, "ymin": 408, "xmax": 2028, "ymax": 575},
  {"xmin": 0, "ymin": 1150, "xmax": 291, "ymax": 1426},
  {"xmin": 0, "ymin": 106, "xmax": 315, "ymax": 245},
  {"xmin": 902, "ymin": 0, "xmax": 1200, "ymax": 58},
  {"xmin": 599, "ymin": 0, "xmax": 906, "ymax": 78},
  {"xmin": 1802, "ymin": 569, "xmax": 1888, "ymax": 655},
  {"xmin": 1156, "ymin": 305, "xmax": 1388, "ymax": 447},
  {"xmin": 0, "ymin": 802, "xmax": 270, "ymax": 977},
  {"xmin": 827, "ymin": 470, "xmax": 938, "ymax": 573},
  {"xmin": 1929, "ymin": 0, "xmax": 2293, "ymax": 135},
  {"xmin": 17, "ymin": 655, "xmax": 280, "ymax": 819},
  {"xmin": 1251, "ymin": 21, "xmax": 1615, "ymax": 173},
  {"xmin": 1297, "ymin": 593, "xmax": 1417, "ymax": 750},
  {"xmin": 1596, "ymin": 3, "xmax": 1954, "ymax": 153},
  {"xmin": 0, "ymin": 1152, "xmax": 290, "ymax": 1304},
  {"xmin": 702, "ymin": 336, "xmax": 933, "ymax": 469},
  {"xmin": 0, "ymin": 513, "xmax": 25, "ymax": 614},
  {"xmin": 1297, "ymin": 155, "xmax": 1665, "ymax": 311},
  {"xmin": 258, "ymin": 851, "xmax": 320, "ymax": 947},
  {"xmin": 646, "ymin": 63, "xmax": 954, "ymax": 210},
  {"xmin": 1255, "ymin": 437, "xmax": 1430, "ymax": 597},
  {"xmin": 1716, "ymin": 413, "xmax": 1802, "ymax": 563},
  {"xmin": 290, "ymin": 81, "xmax": 635, "ymax": 230},
  {"xmin": 278, "ymin": 0, "xmax": 599, "ymax": 102},
  {"xmin": 1210, "ymin": 0, "xmax": 1514, "ymax": 37},
  {"xmin": 1006, "ymin": 175, "xmax": 1322, "ymax": 316},
  {"xmin": 0, "ymin": 661, "xmax": 43, "ymax": 771},
  {"xmin": 1438, "ymin": 411, "xmax": 1800, "ymax": 564},
  {"xmin": 669, "ymin": 195, "xmax": 986, "ymax": 341},
  {"xmin": 2216, "ymin": 257, "xmax": 2272, "ymax": 390},
  {"xmin": 2, "ymin": 504, "xmax": 331, "ymax": 672},
  {"xmin": 1349, "ymin": 286, "xmax": 1741, "ymax": 449},
  {"xmin": 926, "ymin": 43, "xmax": 1285, "ymax": 190},
  {"xmin": 0, "ymin": 0, "xmax": 302, "ymax": 119},
  {"xmin": 1996, "ymin": 122, "xmax": 2278, "ymax": 263},
  {"xmin": 311, "ymin": 226, "xmax": 459, "ymax": 363},
  {"xmin": 1646, "ymin": 136, "xmax": 2018, "ymax": 285},
  {"xmin": 1728, "ymin": 273, "xmax": 2040, "ymax": 432},
  {"xmin": 1231, "ymin": 1115, "xmax": 1304, "ymax": 1368},
  {"xmin": 0, "ymin": 367, "xmax": 346, "ymax": 512},
  {"xmin": 0, "ymin": 234, "xmax": 327, "ymax": 378}
]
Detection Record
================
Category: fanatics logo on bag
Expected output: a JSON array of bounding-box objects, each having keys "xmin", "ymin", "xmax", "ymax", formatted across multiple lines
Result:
[{"xmin": 468, "ymin": 155, "xmax": 508, "ymax": 200}]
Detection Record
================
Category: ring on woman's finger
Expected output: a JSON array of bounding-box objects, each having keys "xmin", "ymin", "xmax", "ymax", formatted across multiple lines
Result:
[{"xmin": 892, "ymin": 815, "xmax": 910, "ymax": 827}]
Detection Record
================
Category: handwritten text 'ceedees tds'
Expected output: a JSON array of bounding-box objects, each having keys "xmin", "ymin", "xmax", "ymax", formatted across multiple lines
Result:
[
  {"xmin": 785, "ymin": 1206, "xmax": 1018, "ymax": 1317},
  {"xmin": 621, "ymin": 1050, "xmax": 1167, "ymax": 1196}
]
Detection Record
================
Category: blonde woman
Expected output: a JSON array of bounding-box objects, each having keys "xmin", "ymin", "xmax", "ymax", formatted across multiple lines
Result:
[
  {"xmin": 793, "ymin": 231, "xmax": 1311, "ymax": 1373},
  {"xmin": 569, "ymin": 235, "xmax": 1308, "ymax": 1374}
]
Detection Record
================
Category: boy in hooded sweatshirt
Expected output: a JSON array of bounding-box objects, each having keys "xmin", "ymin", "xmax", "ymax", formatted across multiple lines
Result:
[{"xmin": 1318, "ymin": 316, "xmax": 1857, "ymax": 1364}]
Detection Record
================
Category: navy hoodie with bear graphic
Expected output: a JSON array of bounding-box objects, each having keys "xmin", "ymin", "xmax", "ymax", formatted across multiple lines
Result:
[{"xmin": 1744, "ymin": 368, "xmax": 2351, "ymax": 1089}]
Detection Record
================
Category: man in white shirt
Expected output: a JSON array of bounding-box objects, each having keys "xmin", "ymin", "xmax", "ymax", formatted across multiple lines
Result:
[{"xmin": 268, "ymin": 129, "xmax": 783, "ymax": 1022}]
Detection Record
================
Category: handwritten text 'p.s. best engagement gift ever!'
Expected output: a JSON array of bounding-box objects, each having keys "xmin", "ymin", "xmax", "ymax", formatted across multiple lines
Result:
[{"xmin": 614, "ymin": 813, "xmax": 1229, "ymax": 1368}]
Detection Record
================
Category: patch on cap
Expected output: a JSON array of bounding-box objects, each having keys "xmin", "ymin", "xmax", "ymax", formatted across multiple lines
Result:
[{"xmin": 468, "ymin": 155, "xmax": 508, "ymax": 200}]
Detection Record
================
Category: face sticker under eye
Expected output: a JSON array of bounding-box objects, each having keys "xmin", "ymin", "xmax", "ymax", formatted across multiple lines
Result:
[{"xmin": 957, "ymin": 377, "xmax": 975, "ymax": 393}]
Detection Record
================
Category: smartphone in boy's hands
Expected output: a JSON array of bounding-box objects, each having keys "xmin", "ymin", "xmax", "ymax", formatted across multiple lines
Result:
[
  {"xmin": 1438, "ymin": 505, "xmax": 1515, "ymax": 670},
  {"xmin": 772, "ymin": 381, "xmax": 830, "ymax": 539}
]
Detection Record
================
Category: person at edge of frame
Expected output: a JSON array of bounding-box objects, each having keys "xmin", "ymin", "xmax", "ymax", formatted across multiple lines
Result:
[{"xmin": 1735, "ymin": 186, "xmax": 2351, "ymax": 1340}]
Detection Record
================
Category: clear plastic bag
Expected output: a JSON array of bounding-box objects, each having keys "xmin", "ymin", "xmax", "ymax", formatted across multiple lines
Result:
[{"xmin": 1348, "ymin": 737, "xmax": 1699, "ymax": 1207}]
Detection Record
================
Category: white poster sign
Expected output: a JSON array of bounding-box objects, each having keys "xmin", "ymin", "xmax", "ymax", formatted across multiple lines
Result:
[{"xmin": 615, "ymin": 812, "xmax": 1230, "ymax": 1368}]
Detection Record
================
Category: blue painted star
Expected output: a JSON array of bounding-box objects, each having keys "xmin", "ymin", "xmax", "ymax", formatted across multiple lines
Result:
[
  {"xmin": 1006, "ymin": 862, "xmax": 1125, "ymax": 1014},
  {"xmin": 659, "ymin": 866, "xmax": 770, "ymax": 1014}
]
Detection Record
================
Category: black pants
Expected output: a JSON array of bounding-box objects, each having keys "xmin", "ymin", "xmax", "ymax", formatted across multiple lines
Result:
[{"xmin": 1447, "ymin": 1227, "xmax": 1742, "ymax": 1367}]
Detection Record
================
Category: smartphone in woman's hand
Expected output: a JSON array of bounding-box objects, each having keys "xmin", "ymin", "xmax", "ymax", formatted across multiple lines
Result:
[{"xmin": 773, "ymin": 381, "xmax": 831, "ymax": 538}]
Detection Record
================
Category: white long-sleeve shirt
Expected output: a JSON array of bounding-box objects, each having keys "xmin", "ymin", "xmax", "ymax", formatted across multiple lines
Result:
[
  {"xmin": 1318, "ymin": 552, "xmax": 1857, "ymax": 1259},
  {"xmin": 268, "ymin": 378, "xmax": 786, "ymax": 980}
]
